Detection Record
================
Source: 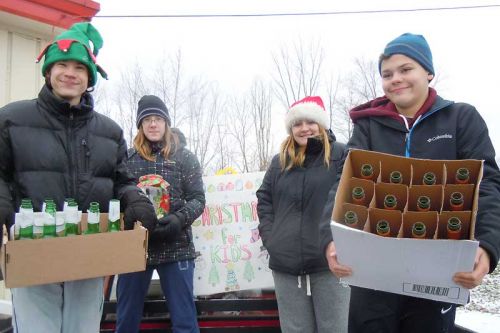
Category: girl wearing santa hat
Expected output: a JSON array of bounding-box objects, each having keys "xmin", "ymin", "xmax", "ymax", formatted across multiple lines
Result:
[{"xmin": 257, "ymin": 96, "xmax": 350, "ymax": 333}]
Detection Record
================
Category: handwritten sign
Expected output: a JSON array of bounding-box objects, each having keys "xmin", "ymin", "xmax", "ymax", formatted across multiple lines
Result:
[{"xmin": 192, "ymin": 172, "xmax": 274, "ymax": 295}]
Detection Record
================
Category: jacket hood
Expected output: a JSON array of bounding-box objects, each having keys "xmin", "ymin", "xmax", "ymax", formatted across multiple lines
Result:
[
  {"xmin": 327, "ymin": 128, "xmax": 336, "ymax": 142},
  {"xmin": 349, "ymin": 95, "xmax": 402, "ymax": 124},
  {"xmin": 172, "ymin": 127, "xmax": 187, "ymax": 148},
  {"xmin": 349, "ymin": 88, "xmax": 437, "ymax": 127}
]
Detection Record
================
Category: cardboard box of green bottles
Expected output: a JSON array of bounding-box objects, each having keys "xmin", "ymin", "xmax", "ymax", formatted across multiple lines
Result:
[
  {"xmin": 1, "ymin": 213, "xmax": 148, "ymax": 288},
  {"xmin": 329, "ymin": 149, "xmax": 482, "ymax": 305}
]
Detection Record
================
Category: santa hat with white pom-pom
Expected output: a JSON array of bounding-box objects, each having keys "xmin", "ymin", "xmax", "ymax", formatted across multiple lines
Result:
[{"xmin": 284, "ymin": 96, "xmax": 329, "ymax": 133}]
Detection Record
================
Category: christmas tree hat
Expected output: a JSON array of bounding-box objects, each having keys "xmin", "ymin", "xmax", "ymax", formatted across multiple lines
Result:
[{"xmin": 36, "ymin": 22, "xmax": 108, "ymax": 87}]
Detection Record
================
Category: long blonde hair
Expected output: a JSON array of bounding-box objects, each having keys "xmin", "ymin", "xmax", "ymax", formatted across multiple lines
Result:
[
  {"xmin": 133, "ymin": 125, "xmax": 179, "ymax": 162},
  {"xmin": 279, "ymin": 126, "xmax": 331, "ymax": 170}
]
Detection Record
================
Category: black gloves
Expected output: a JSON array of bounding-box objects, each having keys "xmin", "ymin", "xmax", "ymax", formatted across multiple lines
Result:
[
  {"xmin": 0, "ymin": 207, "xmax": 14, "ymax": 243},
  {"xmin": 122, "ymin": 190, "xmax": 157, "ymax": 232},
  {"xmin": 151, "ymin": 212, "xmax": 185, "ymax": 242}
]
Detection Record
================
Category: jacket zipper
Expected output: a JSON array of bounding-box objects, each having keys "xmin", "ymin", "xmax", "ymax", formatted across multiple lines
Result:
[
  {"xmin": 68, "ymin": 112, "xmax": 77, "ymax": 198},
  {"xmin": 299, "ymin": 170, "xmax": 306, "ymax": 275},
  {"xmin": 81, "ymin": 138, "xmax": 90, "ymax": 172},
  {"xmin": 404, "ymin": 100, "xmax": 453, "ymax": 157}
]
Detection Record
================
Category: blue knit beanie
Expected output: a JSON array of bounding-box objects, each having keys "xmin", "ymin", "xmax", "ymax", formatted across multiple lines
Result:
[
  {"xmin": 136, "ymin": 95, "xmax": 171, "ymax": 128},
  {"xmin": 379, "ymin": 33, "xmax": 434, "ymax": 75}
]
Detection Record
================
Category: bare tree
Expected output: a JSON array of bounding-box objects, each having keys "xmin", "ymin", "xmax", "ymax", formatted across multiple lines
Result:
[
  {"xmin": 272, "ymin": 39, "xmax": 324, "ymax": 109},
  {"xmin": 213, "ymin": 117, "xmax": 234, "ymax": 173},
  {"xmin": 184, "ymin": 77, "xmax": 219, "ymax": 173},
  {"xmin": 351, "ymin": 57, "xmax": 380, "ymax": 102},
  {"xmin": 91, "ymin": 81, "xmax": 113, "ymax": 118},
  {"xmin": 325, "ymin": 73, "xmax": 340, "ymax": 131},
  {"xmin": 114, "ymin": 62, "xmax": 148, "ymax": 145},
  {"xmin": 328, "ymin": 57, "xmax": 382, "ymax": 142},
  {"xmin": 152, "ymin": 49, "xmax": 186, "ymax": 127},
  {"xmin": 332, "ymin": 89, "xmax": 360, "ymax": 142},
  {"xmin": 250, "ymin": 79, "xmax": 273, "ymax": 171},
  {"xmin": 226, "ymin": 95, "xmax": 254, "ymax": 172}
]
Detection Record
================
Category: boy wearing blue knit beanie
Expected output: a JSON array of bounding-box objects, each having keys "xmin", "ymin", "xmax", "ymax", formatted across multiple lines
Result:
[{"xmin": 321, "ymin": 32, "xmax": 500, "ymax": 332}]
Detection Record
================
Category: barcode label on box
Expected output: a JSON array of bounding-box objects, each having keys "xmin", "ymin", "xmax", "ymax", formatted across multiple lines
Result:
[{"xmin": 403, "ymin": 283, "xmax": 460, "ymax": 299}]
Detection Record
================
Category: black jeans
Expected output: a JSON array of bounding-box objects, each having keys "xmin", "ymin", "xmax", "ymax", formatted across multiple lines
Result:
[{"xmin": 349, "ymin": 286, "xmax": 456, "ymax": 333}]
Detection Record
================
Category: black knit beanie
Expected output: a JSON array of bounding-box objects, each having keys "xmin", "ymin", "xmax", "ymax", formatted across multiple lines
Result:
[{"xmin": 136, "ymin": 95, "xmax": 171, "ymax": 128}]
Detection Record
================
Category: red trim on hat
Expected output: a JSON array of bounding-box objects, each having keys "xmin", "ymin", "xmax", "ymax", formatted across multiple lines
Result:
[
  {"xmin": 36, "ymin": 39, "xmax": 98, "ymax": 64},
  {"xmin": 35, "ymin": 44, "xmax": 51, "ymax": 63}
]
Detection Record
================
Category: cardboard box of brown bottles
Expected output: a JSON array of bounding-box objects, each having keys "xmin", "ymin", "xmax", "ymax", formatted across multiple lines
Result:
[
  {"xmin": 330, "ymin": 149, "xmax": 482, "ymax": 305},
  {"xmin": 1, "ymin": 213, "xmax": 148, "ymax": 288}
]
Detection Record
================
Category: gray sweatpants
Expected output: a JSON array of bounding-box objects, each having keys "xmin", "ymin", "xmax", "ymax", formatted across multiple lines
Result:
[
  {"xmin": 273, "ymin": 270, "xmax": 350, "ymax": 333},
  {"xmin": 11, "ymin": 277, "xmax": 104, "ymax": 333}
]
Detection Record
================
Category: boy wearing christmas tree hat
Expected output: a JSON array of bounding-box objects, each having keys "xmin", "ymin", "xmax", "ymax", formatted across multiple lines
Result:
[
  {"xmin": 1, "ymin": 22, "xmax": 157, "ymax": 333},
  {"xmin": 36, "ymin": 21, "xmax": 108, "ymax": 87}
]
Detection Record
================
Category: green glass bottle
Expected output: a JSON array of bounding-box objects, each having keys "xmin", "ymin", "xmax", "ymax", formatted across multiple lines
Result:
[
  {"xmin": 360, "ymin": 164, "xmax": 374, "ymax": 180},
  {"xmin": 352, "ymin": 186, "xmax": 365, "ymax": 205},
  {"xmin": 42, "ymin": 199, "xmax": 56, "ymax": 214},
  {"xmin": 64, "ymin": 200, "xmax": 80, "ymax": 236},
  {"xmin": 450, "ymin": 191, "xmax": 464, "ymax": 211},
  {"xmin": 422, "ymin": 172, "xmax": 437, "ymax": 185},
  {"xmin": 85, "ymin": 202, "xmax": 100, "ymax": 234},
  {"xmin": 55, "ymin": 211, "xmax": 66, "ymax": 237},
  {"xmin": 411, "ymin": 222, "xmax": 427, "ymax": 239},
  {"xmin": 447, "ymin": 217, "xmax": 462, "ymax": 240},
  {"xmin": 63, "ymin": 198, "xmax": 76, "ymax": 211},
  {"xmin": 43, "ymin": 200, "xmax": 56, "ymax": 238},
  {"xmin": 108, "ymin": 199, "xmax": 121, "ymax": 232},
  {"xmin": 376, "ymin": 220, "xmax": 391, "ymax": 237},
  {"xmin": 455, "ymin": 168, "xmax": 470, "ymax": 184},
  {"xmin": 32, "ymin": 214, "xmax": 44, "ymax": 239},
  {"xmin": 417, "ymin": 195, "xmax": 431, "ymax": 212},
  {"xmin": 344, "ymin": 210, "xmax": 359, "ymax": 229},
  {"xmin": 383, "ymin": 194, "xmax": 397, "ymax": 210},
  {"xmin": 389, "ymin": 171, "xmax": 403, "ymax": 184},
  {"xmin": 19, "ymin": 198, "xmax": 34, "ymax": 240}
]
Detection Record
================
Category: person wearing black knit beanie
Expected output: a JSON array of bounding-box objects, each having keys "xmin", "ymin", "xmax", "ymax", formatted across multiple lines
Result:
[{"xmin": 116, "ymin": 95, "xmax": 205, "ymax": 333}]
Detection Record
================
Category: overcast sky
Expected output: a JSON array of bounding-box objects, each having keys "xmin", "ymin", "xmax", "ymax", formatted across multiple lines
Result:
[{"xmin": 92, "ymin": 0, "xmax": 500, "ymax": 153}]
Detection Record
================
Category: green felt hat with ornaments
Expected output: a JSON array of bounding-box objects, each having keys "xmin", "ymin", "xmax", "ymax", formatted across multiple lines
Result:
[{"xmin": 36, "ymin": 22, "xmax": 108, "ymax": 87}]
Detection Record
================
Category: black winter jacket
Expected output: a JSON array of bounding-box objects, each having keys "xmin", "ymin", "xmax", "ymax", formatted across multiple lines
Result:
[
  {"xmin": 0, "ymin": 85, "xmax": 139, "ymax": 214},
  {"xmin": 126, "ymin": 129, "xmax": 205, "ymax": 265},
  {"xmin": 257, "ymin": 133, "xmax": 346, "ymax": 275},
  {"xmin": 348, "ymin": 95, "xmax": 500, "ymax": 272}
]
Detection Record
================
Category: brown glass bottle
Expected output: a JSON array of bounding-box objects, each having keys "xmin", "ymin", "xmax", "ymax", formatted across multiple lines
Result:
[
  {"xmin": 352, "ymin": 186, "xmax": 365, "ymax": 205},
  {"xmin": 344, "ymin": 211, "xmax": 359, "ymax": 229},
  {"xmin": 417, "ymin": 195, "xmax": 431, "ymax": 212},
  {"xmin": 450, "ymin": 192, "xmax": 464, "ymax": 211},
  {"xmin": 447, "ymin": 217, "xmax": 462, "ymax": 240},
  {"xmin": 389, "ymin": 171, "xmax": 403, "ymax": 184},
  {"xmin": 411, "ymin": 222, "xmax": 427, "ymax": 239},
  {"xmin": 360, "ymin": 164, "xmax": 374, "ymax": 180},
  {"xmin": 376, "ymin": 220, "xmax": 391, "ymax": 237},
  {"xmin": 422, "ymin": 172, "xmax": 436, "ymax": 185},
  {"xmin": 383, "ymin": 194, "xmax": 397, "ymax": 210},
  {"xmin": 455, "ymin": 168, "xmax": 470, "ymax": 184}
]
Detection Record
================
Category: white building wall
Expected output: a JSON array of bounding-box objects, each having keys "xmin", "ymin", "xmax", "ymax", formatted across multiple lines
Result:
[
  {"xmin": 0, "ymin": 11, "xmax": 63, "ymax": 305},
  {"xmin": 0, "ymin": 12, "xmax": 62, "ymax": 107}
]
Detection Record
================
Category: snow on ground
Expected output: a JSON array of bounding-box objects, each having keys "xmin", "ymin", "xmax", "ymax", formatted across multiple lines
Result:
[
  {"xmin": 456, "ymin": 311, "xmax": 500, "ymax": 333},
  {"xmin": 456, "ymin": 265, "xmax": 500, "ymax": 332}
]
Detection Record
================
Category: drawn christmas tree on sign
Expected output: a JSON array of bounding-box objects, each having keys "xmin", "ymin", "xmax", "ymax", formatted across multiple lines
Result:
[
  {"xmin": 208, "ymin": 264, "xmax": 220, "ymax": 287},
  {"xmin": 243, "ymin": 261, "xmax": 255, "ymax": 282},
  {"xmin": 225, "ymin": 262, "xmax": 239, "ymax": 291}
]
